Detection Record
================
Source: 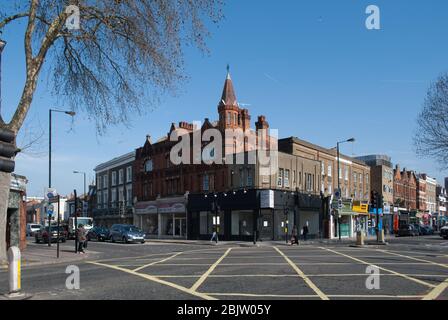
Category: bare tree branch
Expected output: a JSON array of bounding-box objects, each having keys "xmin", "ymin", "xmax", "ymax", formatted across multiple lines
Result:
[
  {"xmin": 414, "ymin": 72, "xmax": 448, "ymax": 169},
  {"xmin": 1, "ymin": 0, "xmax": 224, "ymax": 134},
  {"xmin": 0, "ymin": 12, "xmax": 29, "ymax": 29}
]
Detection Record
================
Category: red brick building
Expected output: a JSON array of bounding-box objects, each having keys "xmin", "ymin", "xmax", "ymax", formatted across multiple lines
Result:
[
  {"xmin": 393, "ymin": 165, "xmax": 417, "ymax": 211},
  {"xmin": 416, "ymin": 174, "xmax": 427, "ymax": 212},
  {"xmin": 133, "ymin": 70, "xmax": 271, "ymax": 238}
]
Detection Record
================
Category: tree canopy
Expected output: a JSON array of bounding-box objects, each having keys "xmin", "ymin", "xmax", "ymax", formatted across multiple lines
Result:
[{"xmin": 0, "ymin": 0, "xmax": 223, "ymax": 134}]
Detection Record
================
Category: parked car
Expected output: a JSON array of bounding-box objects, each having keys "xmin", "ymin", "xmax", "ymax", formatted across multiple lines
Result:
[
  {"xmin": 440, "ymin": 225, "xmax": 448, "ymax": 239},
  {"xmin": 421, "ymin": 225, "xmax": 434, "ymax": 235},
  {"xmin": 87, "ymin": 226, "xmax": 110, "ymax": 242},
  {"xmin": 397, "ymin": 225, "xmax": 419, "ymax": 237},
  {"xmin": 412, "ymin": 224, "xmax": 423, "ymax": 235},
  {"xmin": 35, "ymin": 226, "xmax": 67, "ymax": 243},
  {"xmin": 26, "ymin": 223, "xmax": 42, "ymax": 236},
  {"xmin": 109, "ymin": 224, "xmax": 145, "ymax": 244}
]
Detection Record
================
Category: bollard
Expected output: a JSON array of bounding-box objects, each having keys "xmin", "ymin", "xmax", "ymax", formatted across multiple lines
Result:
[
  {"xmin": 378, "ymin": 229, "xmax": 385, "ymax": 243},
  {"xmin": 8, "ymin": 246, "xmax": 21, "ymax": 295},
  {"xmin": 8, "ymin": 247, "xmax": 21, "ymax": 294},
  {"xmin": 356, "ymin": 231, "xmax": 364, "ymax": 246}
]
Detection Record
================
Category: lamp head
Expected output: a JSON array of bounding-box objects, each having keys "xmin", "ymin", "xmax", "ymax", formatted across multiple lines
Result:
[
  {"xmin": 0, "ymin": 39, "xmax": 6, "ymax": 53},
  {"xmin": 347, "ymin": 138, "xmax": 355, "ymax": 143},
  {"xmin": 65, "ymin": 111, "xmax": 76, "ymax": 116}
]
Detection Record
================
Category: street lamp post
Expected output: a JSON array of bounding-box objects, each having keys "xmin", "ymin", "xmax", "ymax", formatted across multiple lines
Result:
[
  {"xmin": 73, "ymin": 171, "xmax": 86, "ymax": 196},
  {"xmin": 49, "ymin": 109, "xmax": 76, "ymax": 188},
  {"xmin": 48, "ymin": 109, "xmax": 75, "ymax": 240},
  {"xmin": 336, "ymin": 138, "xmax": 355, "ymax": 241},
  {"xmin": 0, "ymin": 39, "xmax": 6, "ymax": 114},
  {"xmin": 73, "ymin": 170, "xmax": 86, "ymax": 216}
]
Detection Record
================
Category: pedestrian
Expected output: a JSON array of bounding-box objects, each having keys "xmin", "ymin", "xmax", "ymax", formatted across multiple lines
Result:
[
  {"xmin": 77, "ymin": 224, "xmax": 87, "ymax": 254},
  {"xmin": 210, "ymin": 226, "xmax": 219, "ymax": 243},
  {"xmin": 302, "ymin": 222, "xmax": 309, "ymax": 241},
  {"xmin": 290, "ymin": 225, "xmax": 299, "ymax": 245}
]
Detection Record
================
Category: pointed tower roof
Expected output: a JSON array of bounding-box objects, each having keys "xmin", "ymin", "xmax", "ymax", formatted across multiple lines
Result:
[{"xmin": 219, "ymin": 65, "xmax": 237, "ymax": 106}]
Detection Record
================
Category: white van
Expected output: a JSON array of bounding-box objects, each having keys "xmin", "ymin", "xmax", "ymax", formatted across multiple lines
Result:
[
  {"xmin": 26, "ymin": 223, "xmax": 42, "ymax": 236},
  {"xmin": 68, "ymin": 217, "xmax": 94, "ymax": 239}
]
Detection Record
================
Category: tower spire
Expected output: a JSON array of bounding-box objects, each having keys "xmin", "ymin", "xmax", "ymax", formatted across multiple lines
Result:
[{"xmin": 220, "ymin": 64, "xmax": 237, "ymax": 106}]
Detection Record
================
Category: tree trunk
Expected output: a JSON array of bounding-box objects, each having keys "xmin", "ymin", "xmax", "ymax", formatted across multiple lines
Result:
[{"xmin": 0, "ymin": 171, "xmax": 11, "ymax": 264}]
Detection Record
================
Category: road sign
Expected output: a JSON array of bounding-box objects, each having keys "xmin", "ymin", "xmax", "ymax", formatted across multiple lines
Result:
[
  {"xmin": 335, "ymin": 190, "xmax": 340, "ymax": 199},
  {"xmin": 45, "ymin": 188, "xmax": 57, "ymax": 200}
]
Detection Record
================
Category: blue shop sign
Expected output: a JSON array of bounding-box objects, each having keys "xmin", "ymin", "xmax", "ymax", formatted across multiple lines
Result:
[{"xmin": 369, "ymin": 208, "xmax": 383, "ymax": 214}]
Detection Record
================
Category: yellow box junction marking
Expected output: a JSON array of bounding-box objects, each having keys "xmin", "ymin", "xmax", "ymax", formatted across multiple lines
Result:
[
  {"xmin": 319, "ymin": 247, "xmax": 436, "ymax": 288},
  {"xmin": 190, "ymin": 248, "xmax": 232, "ymax": 292},
  {"xmin": 133, "ymin": 251, "xmax": 184, "ymax": 272},
  {"xmin": 274, "ymin": 247, "xmax": 329, "ymax": 300},
  {"xmin": 423, "ymin": 278, "xmax": 448, "ymax": 300},
  {"xmin": 375, "ymin": 249, "xmax": 448, "ymax": 269},
  {"xmin": 87, "ymin": 261, "xmax": 216, "ymax": 300}
]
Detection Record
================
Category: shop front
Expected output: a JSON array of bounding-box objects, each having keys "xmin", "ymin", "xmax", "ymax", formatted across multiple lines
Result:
[
  {"xmin": 296, "ymin": 193, "xmax": 323, "ymax": 240},
  {"xmin": 332, "ymin": 199, "xmax": 356, "ymax": 238},
  {"xmin": 187, "ymin": 189, "xmax": 259, "ymax": 241},
  {"xmin": 187, "ymin": 189, "xmax": 308, "ymax": 242},
  {"xmin": 134, "ymin": 200, "xmax": 158, "ymax": 237},
  {"xmin": 353, "ymin": 201, "xmax": 369, "ymax": 236},
  {"xmin": 272, "ymin": 191, "xmax": 296, "ymax": 241},
  {"xmin": 382, "ymin": 204, "xmax": 394, "ymax": 235},
  {"xmin": 158, "ymin": 198, "xmax": 187, "ymax": 238},
  {"xmin": 134, "ymin": 196, "xmax": 187, "ymax": 239}
]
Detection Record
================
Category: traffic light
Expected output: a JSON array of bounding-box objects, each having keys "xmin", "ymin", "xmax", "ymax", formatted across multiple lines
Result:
[
  {"xmin": 0, "ymin": 128, "xmax": 19, "ymax": 173},
  {"xmin": 378, "ymin": 194, "xmax": 384, "ymax": 209},
  {"xmin": 370, "ymin": 190, "xmax": 376, "ymax": 208}
]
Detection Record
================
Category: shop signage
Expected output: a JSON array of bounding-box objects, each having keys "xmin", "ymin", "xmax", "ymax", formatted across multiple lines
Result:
[
  {"xmin": 158, "ymin": 202, "xmax": 186, "ymax": 214},
  {"xmin": 260, "ymin": 190, "xmax": 274, "ymax": 208},
  {"xmin": 352, "ymin": 201, "xmax": 369, "ymax": 214},
  {"xmin": 331, "ymin": 199, "xmax": 353, "ymax": 214},
  {"xmin": 135, "ymin": 199, "xmax": 187, "ymax": 214},
  {"xmin": 135, "ymin": 201, "xmax": 158, "ymax": 214}
]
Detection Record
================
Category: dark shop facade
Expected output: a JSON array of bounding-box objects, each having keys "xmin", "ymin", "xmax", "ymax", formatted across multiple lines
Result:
[{"xmin": 187, "ymin": 189, "xmax": 325, "ymax": 241}]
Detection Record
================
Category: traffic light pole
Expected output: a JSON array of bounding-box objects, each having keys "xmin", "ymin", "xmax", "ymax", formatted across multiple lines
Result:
[
  {"xmin": 57, "ymin": 195, "xmax": 60, "ymax": 258},
  {"xmin": 74, "ymin": 189, "xmax": 78, "ymax": 253},
  {"xmin": 376, "ymin": 192, "xmax": 379, "ymax": 243},
  {"xmin": 337, "ymin": 142, "xmax": 341, "ymax": 241},
  {"xmin": 49, "ymin": 109, "xmax": 52, "ymax": 188}
]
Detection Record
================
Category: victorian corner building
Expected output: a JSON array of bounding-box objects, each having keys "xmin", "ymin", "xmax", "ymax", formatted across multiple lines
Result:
[
  {"xmin": 102, "ymin": 70, "xmax": 373, "ymax": 241},
  {"xmin": 91, "ymin": 70, "xmax": 447, "ymax": 241}
]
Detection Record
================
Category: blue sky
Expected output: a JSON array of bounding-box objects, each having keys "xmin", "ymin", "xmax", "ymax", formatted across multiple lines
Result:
[{"xmin": 2, "ymin": 0, "xmax": 448, "ymax": 196}]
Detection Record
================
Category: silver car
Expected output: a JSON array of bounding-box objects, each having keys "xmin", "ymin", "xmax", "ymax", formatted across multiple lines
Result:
[{"xmin": 109, "ymin": 224, "xmax": 146, "ymax": 244}]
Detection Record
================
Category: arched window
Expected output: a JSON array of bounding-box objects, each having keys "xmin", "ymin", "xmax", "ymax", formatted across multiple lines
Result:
[{"xmin": 144, "ymin": 159, "xmax": 153, "ymax": 172}]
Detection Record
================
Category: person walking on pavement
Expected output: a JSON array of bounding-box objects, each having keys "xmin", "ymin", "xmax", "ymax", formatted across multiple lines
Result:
[
  {"xmin": 210, "ymin": 226, "xmax": 219, "ymax": 243},
  {"xmin": 302, "ymin": 221, "xmax": 309, "ymax": 241},
  {"xmin": 290, "ymin": 225, "xmax": 299, "ymax": 245},
  {"xmin": 77, "ymin": 224, "xmax": 87, "ymax": 254}
]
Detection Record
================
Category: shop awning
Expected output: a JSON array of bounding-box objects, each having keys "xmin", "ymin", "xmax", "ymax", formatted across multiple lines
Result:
[{"xmin": 339, "ymin": 211, "xmax": 358, "ymax": 216}]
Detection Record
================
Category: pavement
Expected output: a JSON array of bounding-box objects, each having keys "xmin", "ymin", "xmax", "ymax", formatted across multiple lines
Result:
[{"xmin": 0, "ymin": 235, "xmax": 447, "ymax": 300}]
